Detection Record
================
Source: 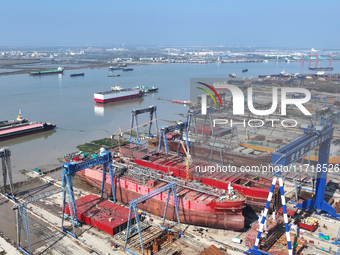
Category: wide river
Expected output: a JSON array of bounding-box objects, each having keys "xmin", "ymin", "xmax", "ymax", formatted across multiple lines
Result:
[{"xmin": 0, "ymin": 60, "xmax": 338, "ymax": 182}]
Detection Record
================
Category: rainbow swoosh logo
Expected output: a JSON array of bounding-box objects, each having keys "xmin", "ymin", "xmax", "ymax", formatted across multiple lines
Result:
[{"xmin": 196, "ymin": 82, "xmax": 223, "ymax": 106}]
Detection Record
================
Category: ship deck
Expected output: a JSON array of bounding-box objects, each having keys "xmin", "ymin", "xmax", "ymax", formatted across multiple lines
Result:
[
  {"xmin": 64, "ymin": 194, "xmax": 135, "ymax": 235},
  {"xmin": 0, "ymin": 123, "xmax": 43, "ymax": 135}
]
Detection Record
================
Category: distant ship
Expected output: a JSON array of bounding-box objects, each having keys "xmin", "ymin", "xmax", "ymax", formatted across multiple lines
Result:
[
  {"xmin": 109, "ymin": 66, "xmax": 124, "ymax": 71},
  {"xmin": 242, "ymin": 69, "xmax": 248, "ymax": 73},
  {"xmin": 0, "ymin": 112, "xmax": 56, "ymax": 141},
  {"xmin": 30, "ymin": 67, "xmax": 64, "ymax": 75},
  {"xmin": 122, "ymin": 68, "xmax": 133, "ymax": 71},
  {"xmin": 108, "ymin": 74, "xmax": 120, "ymax": 77},
  {"xmin": 135, "ymin": 86, "xmax": 159, "ymax": 93},
  {"xmin": 94, "ymin": 85, "xmax": 143, "ymax": 103},
  {"xmin": 70, "ymin": 73, "xmax": 84, "ymax": 77},
  {"xmin": 309, "ymin": 67, "xmax": 333, "ymax": 71}
]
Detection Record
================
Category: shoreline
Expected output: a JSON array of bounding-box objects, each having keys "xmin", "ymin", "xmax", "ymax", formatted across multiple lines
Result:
[{"xmin": 0, "ymin": 60, "xmax": 163, "ymax": 76}]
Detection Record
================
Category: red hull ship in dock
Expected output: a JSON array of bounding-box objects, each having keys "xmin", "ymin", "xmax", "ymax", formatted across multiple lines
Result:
[
  {"xmin": 77, "ymin": 162, "xmax": 246, "ymax": 230},
  {"xmin": 121, "ymin": 144, "xmax": 281, "ymax": 212}
]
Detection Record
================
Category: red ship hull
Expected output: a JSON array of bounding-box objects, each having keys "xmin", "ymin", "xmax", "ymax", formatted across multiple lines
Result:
[
  {"xmin": 78, "ymin": 170, "xmax": 245, "ymax": 230},
  {"xmin": 122, "ymin": 144, "xmax": 280, "ymax": 211},
  {"xmin": 94, "ymin": 93, "xmax": 142, "ymax": 103}
]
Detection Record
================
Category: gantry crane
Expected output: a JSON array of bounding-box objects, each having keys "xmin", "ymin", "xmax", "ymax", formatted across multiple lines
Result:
[
  {"xmin": 158, "ymin": 121, "xmax": 187, "ymax": 153},
  {"xmin": 246, "ymin": 119, "xmax": 339, "ymax": 255},
  {"xmin": 129, "ymin": 106, "xmax": 158, "ymax": 144},
  {"xmin": 124, "ymin": 182, "xmax": 181, "ymax": 255},
  {"xmin": 61, "ymin": 149, "xmax": 115, "ymax": 237},
  {"xmin": 13, "ymin": 188, "xmax": 62, "ymax": 255},
  {"xmin": 0, "ymin": 147, "xmax": 14, "ymax": 200}
]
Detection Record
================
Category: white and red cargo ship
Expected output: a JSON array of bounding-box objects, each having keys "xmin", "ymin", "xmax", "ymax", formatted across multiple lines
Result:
[{"xmin": 94, "ymin": 85, "xmax": 143, "ymax": 103}]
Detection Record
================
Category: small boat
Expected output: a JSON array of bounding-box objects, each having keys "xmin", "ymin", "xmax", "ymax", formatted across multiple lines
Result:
[
  {"xmin": 316, "ymin": 71, "xmax": 325, "ymax": 76},
  {"xmin": 108, "ymin": 74, "xmax": 120, "ymax": 77},
  {"xmin": 171, "ymin": 100, "xmax": 192, "ymax": 105},
  {"xmin": 122, "ymin": 68, "xmax": 133, "ymax": 72},
  {"xmin": 229, "ymin": 72, "xmax": 236, "ymax": 78},
  {"xmin": 109, "ymin": 66, "xmax": 124, "ymax": 71},
  {"xmin": 136, "ymin": 86, "xmax": 158, "ymax": 93},
  {"xmin": 242, "ymin": 69, "xmax": 248, "ymax": 73},
  {"xmin": 70, "ymin": 73, "xmax": 84, "ymax": 77}
]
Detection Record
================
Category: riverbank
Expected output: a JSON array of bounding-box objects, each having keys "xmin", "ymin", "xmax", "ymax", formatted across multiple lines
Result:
[{"xmin": 0, "ymin": 59, "xmax": 162, "ymax": 76}]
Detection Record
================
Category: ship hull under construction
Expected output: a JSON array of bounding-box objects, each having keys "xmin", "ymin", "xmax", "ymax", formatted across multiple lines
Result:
[
  {"xmin": 122, "ymin": 144, "xmax": 281, "ymax": 211},
  {"xmin": 78, "ymin": 170, "xmax": 245, "ymax": 231}
]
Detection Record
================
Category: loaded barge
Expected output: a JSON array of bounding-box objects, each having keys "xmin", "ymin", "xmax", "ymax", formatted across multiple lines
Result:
[{"xmin": 0, "ymin": 113, "xmax": 56, "ymax": 141}]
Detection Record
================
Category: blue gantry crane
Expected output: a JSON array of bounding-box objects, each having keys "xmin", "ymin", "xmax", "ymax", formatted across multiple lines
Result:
[
  {"xmin": 13, "ymin": 188, "xmax": 63, "ymax": 255},
  {"xmin": 0, "ymin": 147, "xmax": 14, "ymax": 200},
  {"xmin": 246, "ymin": 119, "xmax": 340, "ymax": 255},
  {"xmin": 130, "ymin": 106, "xmax": 158, "ymax": 145},
  {"xmin": 124, "ymin": 182, "xmax": 181, "ymax": 255},
  {"xmin": 61, "ymin": 149, "xmax": 115, "ymax": 237},
  {"xmin": 158, "ymin": 121, "xmax": 187, "ymax": 154}
]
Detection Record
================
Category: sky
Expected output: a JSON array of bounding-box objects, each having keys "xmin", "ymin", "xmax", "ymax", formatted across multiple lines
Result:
[{"xmin": 1, "ymin": 0, "xmax": 339, "ymax": 49}]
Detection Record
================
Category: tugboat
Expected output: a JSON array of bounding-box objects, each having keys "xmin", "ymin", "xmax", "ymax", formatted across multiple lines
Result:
[
  {"xmin": 135, "ymin": 86, "xmax": 159, "ymax": 93},
  {"xmin": 229, "ymin": 72, "xmax": 236, "ymax": 78}
]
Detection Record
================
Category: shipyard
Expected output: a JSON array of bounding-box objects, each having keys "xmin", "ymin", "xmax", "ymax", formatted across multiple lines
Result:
[{"xmin": 2, "ymin": 1, "xmax": 340, "ymax": 255}]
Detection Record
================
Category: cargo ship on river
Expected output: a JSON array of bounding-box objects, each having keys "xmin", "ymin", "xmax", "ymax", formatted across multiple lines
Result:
[
  {"xmin": 94, "ymin": 85, "xmax": 143, "ymax": 103},
  {"xmin": 29, "ymin": 67, "xmax": 64, "ymax": 75},
  {"xmin": 77, "ymin": 162, "xmax": 246, "ymax": 230},
  {"xmin": 0, "ymin": 113, "xmax": 56, "ymax": 141}
]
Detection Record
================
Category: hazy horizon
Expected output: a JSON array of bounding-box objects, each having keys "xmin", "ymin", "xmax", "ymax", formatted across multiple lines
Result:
[{"xmin": 1, "ymin": 0, "xmax": 339, "ymax": 49}]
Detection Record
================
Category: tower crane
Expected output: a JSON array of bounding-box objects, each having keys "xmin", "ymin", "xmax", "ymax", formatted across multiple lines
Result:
[{"xmin": 180, "ymin": 141, "xmax": 191, "ymax": 181}]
